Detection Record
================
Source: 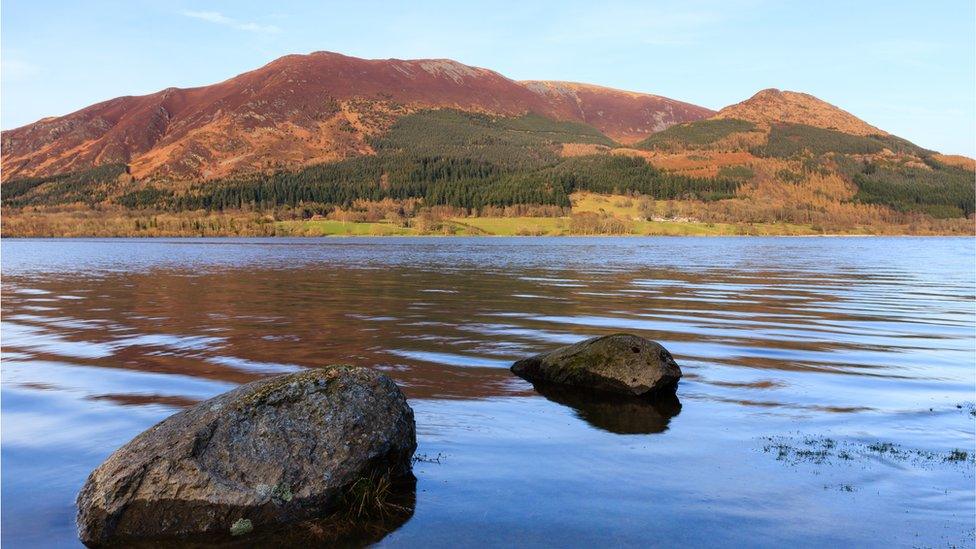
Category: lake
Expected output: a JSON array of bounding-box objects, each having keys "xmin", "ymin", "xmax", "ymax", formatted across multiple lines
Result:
[{"xmin": 2, "ymin": 237, "xmax": 974, "ymax": 547}]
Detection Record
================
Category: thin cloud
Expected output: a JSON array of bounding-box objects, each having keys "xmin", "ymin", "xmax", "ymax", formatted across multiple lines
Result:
[{"xmin": 180, "ymin": 10, "xmax": 281, "ymax": 33}]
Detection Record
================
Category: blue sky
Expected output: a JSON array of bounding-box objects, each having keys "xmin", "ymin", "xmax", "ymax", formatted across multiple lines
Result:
[{"xmin": 3, "ymin": 0, "xmax": 974, "ymax": 155}]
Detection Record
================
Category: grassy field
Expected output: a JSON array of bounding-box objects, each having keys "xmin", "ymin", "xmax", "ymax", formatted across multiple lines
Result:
[
  {"xmin": 268, "ymin": 190, "xmax": 925, "ymax": 236},
  {"xmin": 275, "ymin": 219, "xmax": 414, "ymax": 236},
  {"xmin": 266, "ymin": 217, "xmax": 881, "ymax": 237},
  {"xmin": 570, "ymin": 192, "xmax": 644, "ymax": 218},
  {"xmin": 277, "ymin": 217, "xmax": 572, "ymax": 236},
  {"xmin": 4, "ymin": 190, "xmax": 971, "ymax": 237},
  {"xmin": 4, "ymin": 212, "xmax": 964, "ymax": 237},
  {"xmin": 448, "ymin": 217, "xmax": 568, "ymax": 236},
  {"xmin": 634, "ymin": 220, "xmax": 821, "ymax": 236}
]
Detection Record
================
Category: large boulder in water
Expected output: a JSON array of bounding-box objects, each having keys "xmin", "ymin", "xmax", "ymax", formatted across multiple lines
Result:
[
  {"xmin": 76, "ymin": 366, "xmax": 416, "ymax": 546},
  {"xmin": 511, "ymin": 333, "xmax": 681, "ymax": 397}
]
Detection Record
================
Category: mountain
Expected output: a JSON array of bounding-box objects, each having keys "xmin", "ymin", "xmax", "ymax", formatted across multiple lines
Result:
[
  {"xmin": 520, "ymin": 81, "xmax": 711, "ymax": 143},
  {"xmin": 713, "ymin": 88, "xmax": 885, "ymax": 136},
  {"xmin": 1, "ymin": 54, "xmax": 972, "ymax": 237},
  {"xmin": 623, "ymin": 87, "xmax": 972, "ymax": 226},
  {"xmin": 0, "ymin": 51, "xmax": 712, "ymax": 181},
  {"xmin": 634, "ymin": 87, "xmax": 898, "ymax": 153}
]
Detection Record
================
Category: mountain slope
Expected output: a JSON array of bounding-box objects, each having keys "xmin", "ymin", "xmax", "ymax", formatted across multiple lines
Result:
[
  {"xmin": 0, "ymin": 51, "xmax": 712, "ymax": 181},
  {"xmin": 521, "ymin": 81, "xmax": 712, "ymax": 144},
  {"xmin": 713, "ymin": 88, "xmax": 885, "ymax": 136},
  {"xmin": 2, "ymin": 56, "xmax": 972, "ymax": 237},
  {"xmin": 627, "ymin": 88, "xmax": 973, "ymax": 222}
]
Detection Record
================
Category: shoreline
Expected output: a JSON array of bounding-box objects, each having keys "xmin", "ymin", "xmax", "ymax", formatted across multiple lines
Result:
[{"xmin": 3, "ymin": 233, "xmax": 974, "ymax": 239}]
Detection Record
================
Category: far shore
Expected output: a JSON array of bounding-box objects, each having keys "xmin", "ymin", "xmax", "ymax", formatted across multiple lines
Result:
[
  {"xmin": 3, "ymin": 213, "xmax": 974, "ymax": 238},
  {"xmin": 3, "ymin": 227, "xmax": 973, "ymax": 239},
  {"xmin": 6, "ymin": 190, "xmax": 972, "ymax": 238}
]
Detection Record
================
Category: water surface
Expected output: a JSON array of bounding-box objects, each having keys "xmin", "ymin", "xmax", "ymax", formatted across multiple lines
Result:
[{"xmin": 2, "ymin": 237, "xmax": 974, "ymax": 547}]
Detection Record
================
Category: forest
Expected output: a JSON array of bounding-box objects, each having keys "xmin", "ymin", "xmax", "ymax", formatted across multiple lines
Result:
[
  {"xmin": 837, "ymin": 156, "xmax": 975, "ymax": 218},
  {"xmin": 3, "ymin": 163, "xmax": 129, "ymax": 207},
  {"xmin": 131, "ymin": 110, "xmax": 741, "ymax": 213},
  {"xmin": 754, "ymin": 123, "xmax": 932, "ymax": 158},
  {"xmin": 1, "ymin": 110, "xmax": 972, "ymax": 224},
  {"xmin": 636, "ymin": 119, "xmax": 757, "ymax": 150}
]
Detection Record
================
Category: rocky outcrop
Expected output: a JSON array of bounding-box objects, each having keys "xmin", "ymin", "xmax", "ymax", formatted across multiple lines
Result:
[
  {"xmin": 511, "ymin": 333, "xmax": 682, "ymax": 397},
  {"xmin": 76, "ymin": 366, "xmax": 416, "ymax": 546}
]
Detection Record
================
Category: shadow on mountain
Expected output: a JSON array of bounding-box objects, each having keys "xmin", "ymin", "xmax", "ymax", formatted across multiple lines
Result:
[{"xmin": 534, "ymin": 383, "xmax": 681, "ymax": 434}]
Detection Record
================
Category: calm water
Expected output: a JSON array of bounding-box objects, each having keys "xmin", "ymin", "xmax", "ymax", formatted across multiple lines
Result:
[{"xmin": 2, "ymin": 237, "xmax": 974, "ymax": 548}]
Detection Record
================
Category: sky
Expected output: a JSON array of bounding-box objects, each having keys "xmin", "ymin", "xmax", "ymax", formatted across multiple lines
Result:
[{"xmin": 2, "ymin": 0, "xmax": 974, "ymax": 155}]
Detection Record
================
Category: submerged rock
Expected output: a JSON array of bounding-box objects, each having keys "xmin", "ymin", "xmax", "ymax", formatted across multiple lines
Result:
[
  {"xmin": 76, "ymin": 366, "xmax": 416, "ymax": 547},
  {"xmin": 511, "ymin": 333, "xmax": 681, "ymax": 397}
]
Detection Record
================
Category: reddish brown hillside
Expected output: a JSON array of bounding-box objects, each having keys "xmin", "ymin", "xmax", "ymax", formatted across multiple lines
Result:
[
  {"xmin": 521, "ymin": 81, "xmax": 714, "ymax": 144},
  {"xmin": 1, "ymin": 51, "xmax": 711, "ymax": 181},
  {"xmin": 713, "ymin": 88, "xmax": 885, "ymax": 135}
]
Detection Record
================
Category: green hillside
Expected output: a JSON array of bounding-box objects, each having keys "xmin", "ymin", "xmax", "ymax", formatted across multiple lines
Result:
[
  {"xmin": 2, "ymin": 109, "xmax": 972, "ymax": 233},
  {"xmin": 636, "ymin": 119, "xmax": 756, "ymax": 150},
  {"xmin": 8, "ymin": 109, "xmax": 734, "ymax": 214}
]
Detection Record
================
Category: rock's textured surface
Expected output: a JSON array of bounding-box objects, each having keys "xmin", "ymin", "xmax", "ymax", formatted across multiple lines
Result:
[
  {"xmin": 511, "ymin": 333, "xmax": 681, "ymax": 397},
  {"xmin": 76, "ymin": 366, "xmax": 416, "ymax": 546}
]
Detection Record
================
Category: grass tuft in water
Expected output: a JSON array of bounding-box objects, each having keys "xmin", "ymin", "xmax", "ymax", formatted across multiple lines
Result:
[
  {"xmin": 762, "ymin": 435, "xmax": 975, "ymax": 469},
  {"xmin": 339, "ymin": 470, "xmax": 411, "ymax": 520},
  {"xmin": 412, "ymin": 453, "xmax": 446, "ymax": 464},
  {"xmin": 945, "ymin": 449, "xmax": 969, "ymax": 462},
  {"xmin": 867, "ymin": 442, "xmax": 900, "ymax": 455}
]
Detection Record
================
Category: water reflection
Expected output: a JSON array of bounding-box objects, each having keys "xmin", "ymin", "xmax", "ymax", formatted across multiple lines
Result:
[
  {"xmin": 121, "ymin": 476, "xmax": 416, "ymax": 548},
  {"xmin": 532, "ymin": 383, "xmax": 681, "ymax": 434},
  {"xmin": 4, "ymin": 253, "xmax": 972, "ymax": 406},
  {"xmin": 2, "ymin": 237, "xmax": 974, "ymax": 547}
]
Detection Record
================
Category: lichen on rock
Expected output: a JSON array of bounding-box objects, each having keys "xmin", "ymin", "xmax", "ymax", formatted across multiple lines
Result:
[{"xmin": 229, "ymin": 518, "xmax": 253, "ymax": 537}]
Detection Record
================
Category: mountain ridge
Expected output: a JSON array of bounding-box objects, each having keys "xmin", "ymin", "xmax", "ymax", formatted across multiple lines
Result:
[
  {"xmin": 2, "ymin": 50, "xmax": 972, "ymax": 238},
  {"xmin": 1, "ymin": 51, "xmax": 714, "ymax": 181}
]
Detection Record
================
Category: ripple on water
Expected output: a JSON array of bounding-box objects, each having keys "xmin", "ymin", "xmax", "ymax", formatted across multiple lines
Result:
[{"xmin": 0, "ymin": 237, "xmax": 973, "ymax": 547}]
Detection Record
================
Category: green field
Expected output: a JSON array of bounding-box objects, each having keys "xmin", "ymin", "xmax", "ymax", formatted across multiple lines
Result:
[
  {"xmin": 632, "ymin": 220, "xmax": 821, "ymax": 236},
  {"xmin": 449, "ymin": 216, "xmax": 568, "ymax": 235},
  {"xmin": 271, "ymin": 216, "xmax": 835, "ymax": 237},
  {"xmin": 275, "ymin": 220, "xmax": 415, "ymax": 236}
]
